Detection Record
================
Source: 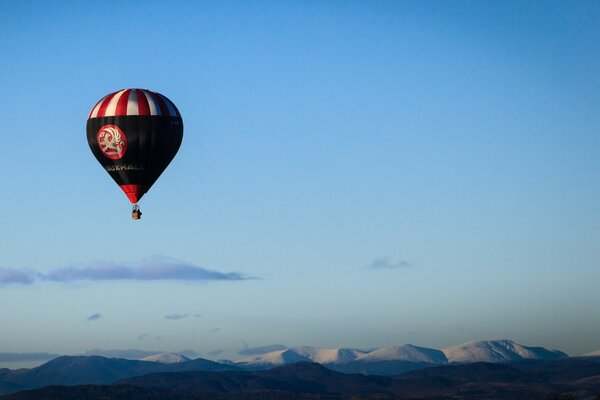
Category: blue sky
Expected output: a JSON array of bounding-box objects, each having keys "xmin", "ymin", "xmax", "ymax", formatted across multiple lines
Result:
[{"xmin": 1, "ymin": 0, "xmax": 599, "ymax": 367}]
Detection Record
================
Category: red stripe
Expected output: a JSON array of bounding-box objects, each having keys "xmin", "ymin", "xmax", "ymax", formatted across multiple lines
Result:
[
  {"xmin": 120, "ymin": 184, "xmax": 148, "ymax": 204},
  {"xmin": 115, "ymin": 89, "xmax": 131, "ymax": 116},
  {"xmin": 151, "ymin": 91, "xmax": 170, "ymax": 116},
  {"xmin": 96, "ymin": 91, "xmax": 119, "ymax": 117},
  {"xmin": 136, "ymin": 89, "xmax": 150, "ymax": 116},
  {"xmin": 88, "ymin": 98, "xmax": 103, "ymax": 119}
]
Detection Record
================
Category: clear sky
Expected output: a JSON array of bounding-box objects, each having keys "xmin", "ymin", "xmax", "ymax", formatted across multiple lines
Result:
[{"xmin": 1, "ymin": 0, "xmax": 599, "ymax": 367}]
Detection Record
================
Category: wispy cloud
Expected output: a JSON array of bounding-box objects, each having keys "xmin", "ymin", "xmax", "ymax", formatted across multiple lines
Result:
[
  {"xmin": 207, "ymin": 327, "xmax": 221, "ymax": 333},
  {"xmin": 0, "ymin": 257, "xmax": 254, "ymax": 286},
  {"xmin": 165, "ymin": 313, "xmax": 190, "ymax": 320},
  {"xmin": 207, "ymin": 349, "xmax": 223, "ymax": 356},
  {"xmin": 0, "ymin": 267, "xmax": 38, "ymax": 285},
  {"xmin": 368, "ymin": 257, "xmax": 411, "ymax": 270},
  {"xmin": 86, "ymin": 313, "xmax": 102, "ymax": 321},
  {"xmin": 137, "ymin": 334, "xmax": 161, "ymax": 341}
]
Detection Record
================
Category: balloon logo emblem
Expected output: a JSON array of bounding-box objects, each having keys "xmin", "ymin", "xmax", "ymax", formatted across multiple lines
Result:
[{"xmin": 97, "ymin": 125, "xmax": 128, "ymax": 160}]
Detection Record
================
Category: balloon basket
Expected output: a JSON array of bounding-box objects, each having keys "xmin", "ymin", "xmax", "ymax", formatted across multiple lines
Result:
[{"xmin": 132, "ymin": 205, "xmax": 142, "ymax": 220}]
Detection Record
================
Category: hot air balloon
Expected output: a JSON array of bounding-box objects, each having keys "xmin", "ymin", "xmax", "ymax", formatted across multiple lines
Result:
[{"xmin": 86, "ymin": 89, "xmax": 183, "ymax": 220}]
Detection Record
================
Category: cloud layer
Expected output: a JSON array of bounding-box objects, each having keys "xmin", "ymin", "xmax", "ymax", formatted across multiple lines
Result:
[
  {"xmin": 86, "ymin": 313, "xmax": 102, "ymax": 321},
  {"xmin": 368, "ymin": 257, "xmax": 411, "ymax": 269},
  {"xmin": 0, "ymin": 267, "xmax": 37, "ymax": 285},
  {"xmin": 0, "ymin": 257, "xmax": 251, "ymax": 286},
  {"xmin": 164, "ymin": 313, "xmax": 190, "ymax": 320}
]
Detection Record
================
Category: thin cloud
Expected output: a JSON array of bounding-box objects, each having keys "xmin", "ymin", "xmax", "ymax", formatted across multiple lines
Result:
[
  {"xmin": 165, "ymin": 313, "xmax": 190, "ymax": 320},
  {"xmin": 368, "ymin": 257, "xmax": 411, "ymax": 270},
  {"xmin": 46, "ymin": 257, "xmax": 249, "ymax": 282},
  {"xmin": 0, "ymin": 257, "xmax": 254, "ymax": 286},
  {"xmin": 207, "ymin": 349, "xmax": 223, "ymax": 356},
  {"xmin": 86, "ymin": 313, "xmax": 102, "ymax": 321},
  {"xmin": 136, "ymin": 334, "xmax": 161, "ymax": 341},
  {"xmin": 207, "ymin": 327, "xmax": 221, "ymax": 333},
  {"xmin": 0, "ymin": 267, "xmax": 37, "ymax": 285}
]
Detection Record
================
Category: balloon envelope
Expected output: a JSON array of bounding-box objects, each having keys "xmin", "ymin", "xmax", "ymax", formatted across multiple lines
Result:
[{"xmin": 86, "ymin": 89, "xmax": 183, "ymax": 203}]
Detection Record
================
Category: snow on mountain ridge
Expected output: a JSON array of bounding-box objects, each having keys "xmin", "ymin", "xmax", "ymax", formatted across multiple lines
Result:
[
  {"xmin": 140, "ymin": 352, "xmax": 191, "ymax": 364},
  {"xmin": 357, "ymin": 344, "xmax": 448, "ymax": 363},
  {"xmin": 237, "ymin": 344, "xmax": 447, "ymax": 365},
  {"xmin": 290, "ymin": 346, "xmax": 366, "ymax": 364},
  {"xmin": 237, "ymin": 349, "xmax": 311, "ymax": 366},
  {"xmin": 442, "ymin": 339, "xmax": 567, "ymax": 363},
  {"xmin": 234, "ymin": 340, "xmax": 567, "ymax": 367}
]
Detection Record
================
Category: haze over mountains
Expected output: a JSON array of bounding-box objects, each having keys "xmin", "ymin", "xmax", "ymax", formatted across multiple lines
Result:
[
  {"xmin": 0, "ymin": 339, "xmax": 573, "ymax": 389},
  {"xmin": 0, "ymin": 339, "xmax": 572, "ymax": 374},
  {"xmin": 2, "ymin": 339, "xmax": 599, "ymax": 398}
]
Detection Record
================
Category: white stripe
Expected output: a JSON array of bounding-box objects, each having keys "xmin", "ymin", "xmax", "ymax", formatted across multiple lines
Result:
[
  {"xmin": 156, "ymin": 92, "xmax": 177, "ymax": 117},
  {"xmin": 126, "ymin": 89, "xmax": 139, "ymax": 115},
  {"xmin": 89, "ymin": 95, "xmax": 109, "ymax": 119},
  {"xmin": 142, "ymin": 90, "xmax": 160, "ymax": 116},
  {"xmin": 104, "ymin": 90, "xmax": 127, "ymax": 116}
]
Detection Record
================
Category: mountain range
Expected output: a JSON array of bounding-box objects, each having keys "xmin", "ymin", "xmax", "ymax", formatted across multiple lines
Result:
[
  {"xmin": 232, "ymin": 339, "xmax": 567, "ymax": 374},
  {"xmin": 0, "ymin": 339, "xmax": 579, "ymax": 396},
  {"xmin": 0, "ymin": 355, "xmax": 239, "ymax": 395},
  {"xmin": 4, "ymin": 358, "xmax": 600, "ymax": 399}
]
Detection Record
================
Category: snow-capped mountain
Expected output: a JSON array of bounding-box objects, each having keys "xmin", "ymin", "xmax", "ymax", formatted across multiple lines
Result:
[
  {"xmin": 141, "ymin": 352, "xmax": 191, "ymax": 364},
  {"xmin": 289, "ymin": 346, "xmax": 365, "ymax": 364},
  {"xmin": 585, "ymin": 349, "xmax": 600, "ymax": 357},
  {"xmin": 442, "ymin": 340, "xmax": 567, "ymax": 363},
  {"xmin": 237, "ymin": 349, "xmax": 311, "ymax": 366},
  {"xmin": 357, "ymin": 344, "xmax": 448, "ymax": 363},
  {"xmin": 234, "ymin": 340, "xmax": 567, "ymax": 374},
  {"xmin": 235, "ymin": 344, "xmax": 447, "ymax": 373}
]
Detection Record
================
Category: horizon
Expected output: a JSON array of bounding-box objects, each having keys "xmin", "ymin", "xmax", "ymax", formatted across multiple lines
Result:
[
  {"xmin": 1, "ymin": 0, "xmax": 599, "ymax": 372},
  {"xmin": 0, "ymin": 337, "xmax": 588, "ymax": 370}
]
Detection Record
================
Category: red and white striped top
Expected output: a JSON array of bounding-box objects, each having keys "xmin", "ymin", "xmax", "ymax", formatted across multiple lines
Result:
[{"xmin": 88, "ymin": 89, "xmax": 180, "ymax": 119}]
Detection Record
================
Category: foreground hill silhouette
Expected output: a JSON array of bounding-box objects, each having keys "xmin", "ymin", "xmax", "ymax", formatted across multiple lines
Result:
[
  {"xmin": 3, "ymin": 358, "xmax": 600, "ymax": 399},
  {"xmin": 0, "ymin": 355, "xmax": 239, "ymax": 394}
]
